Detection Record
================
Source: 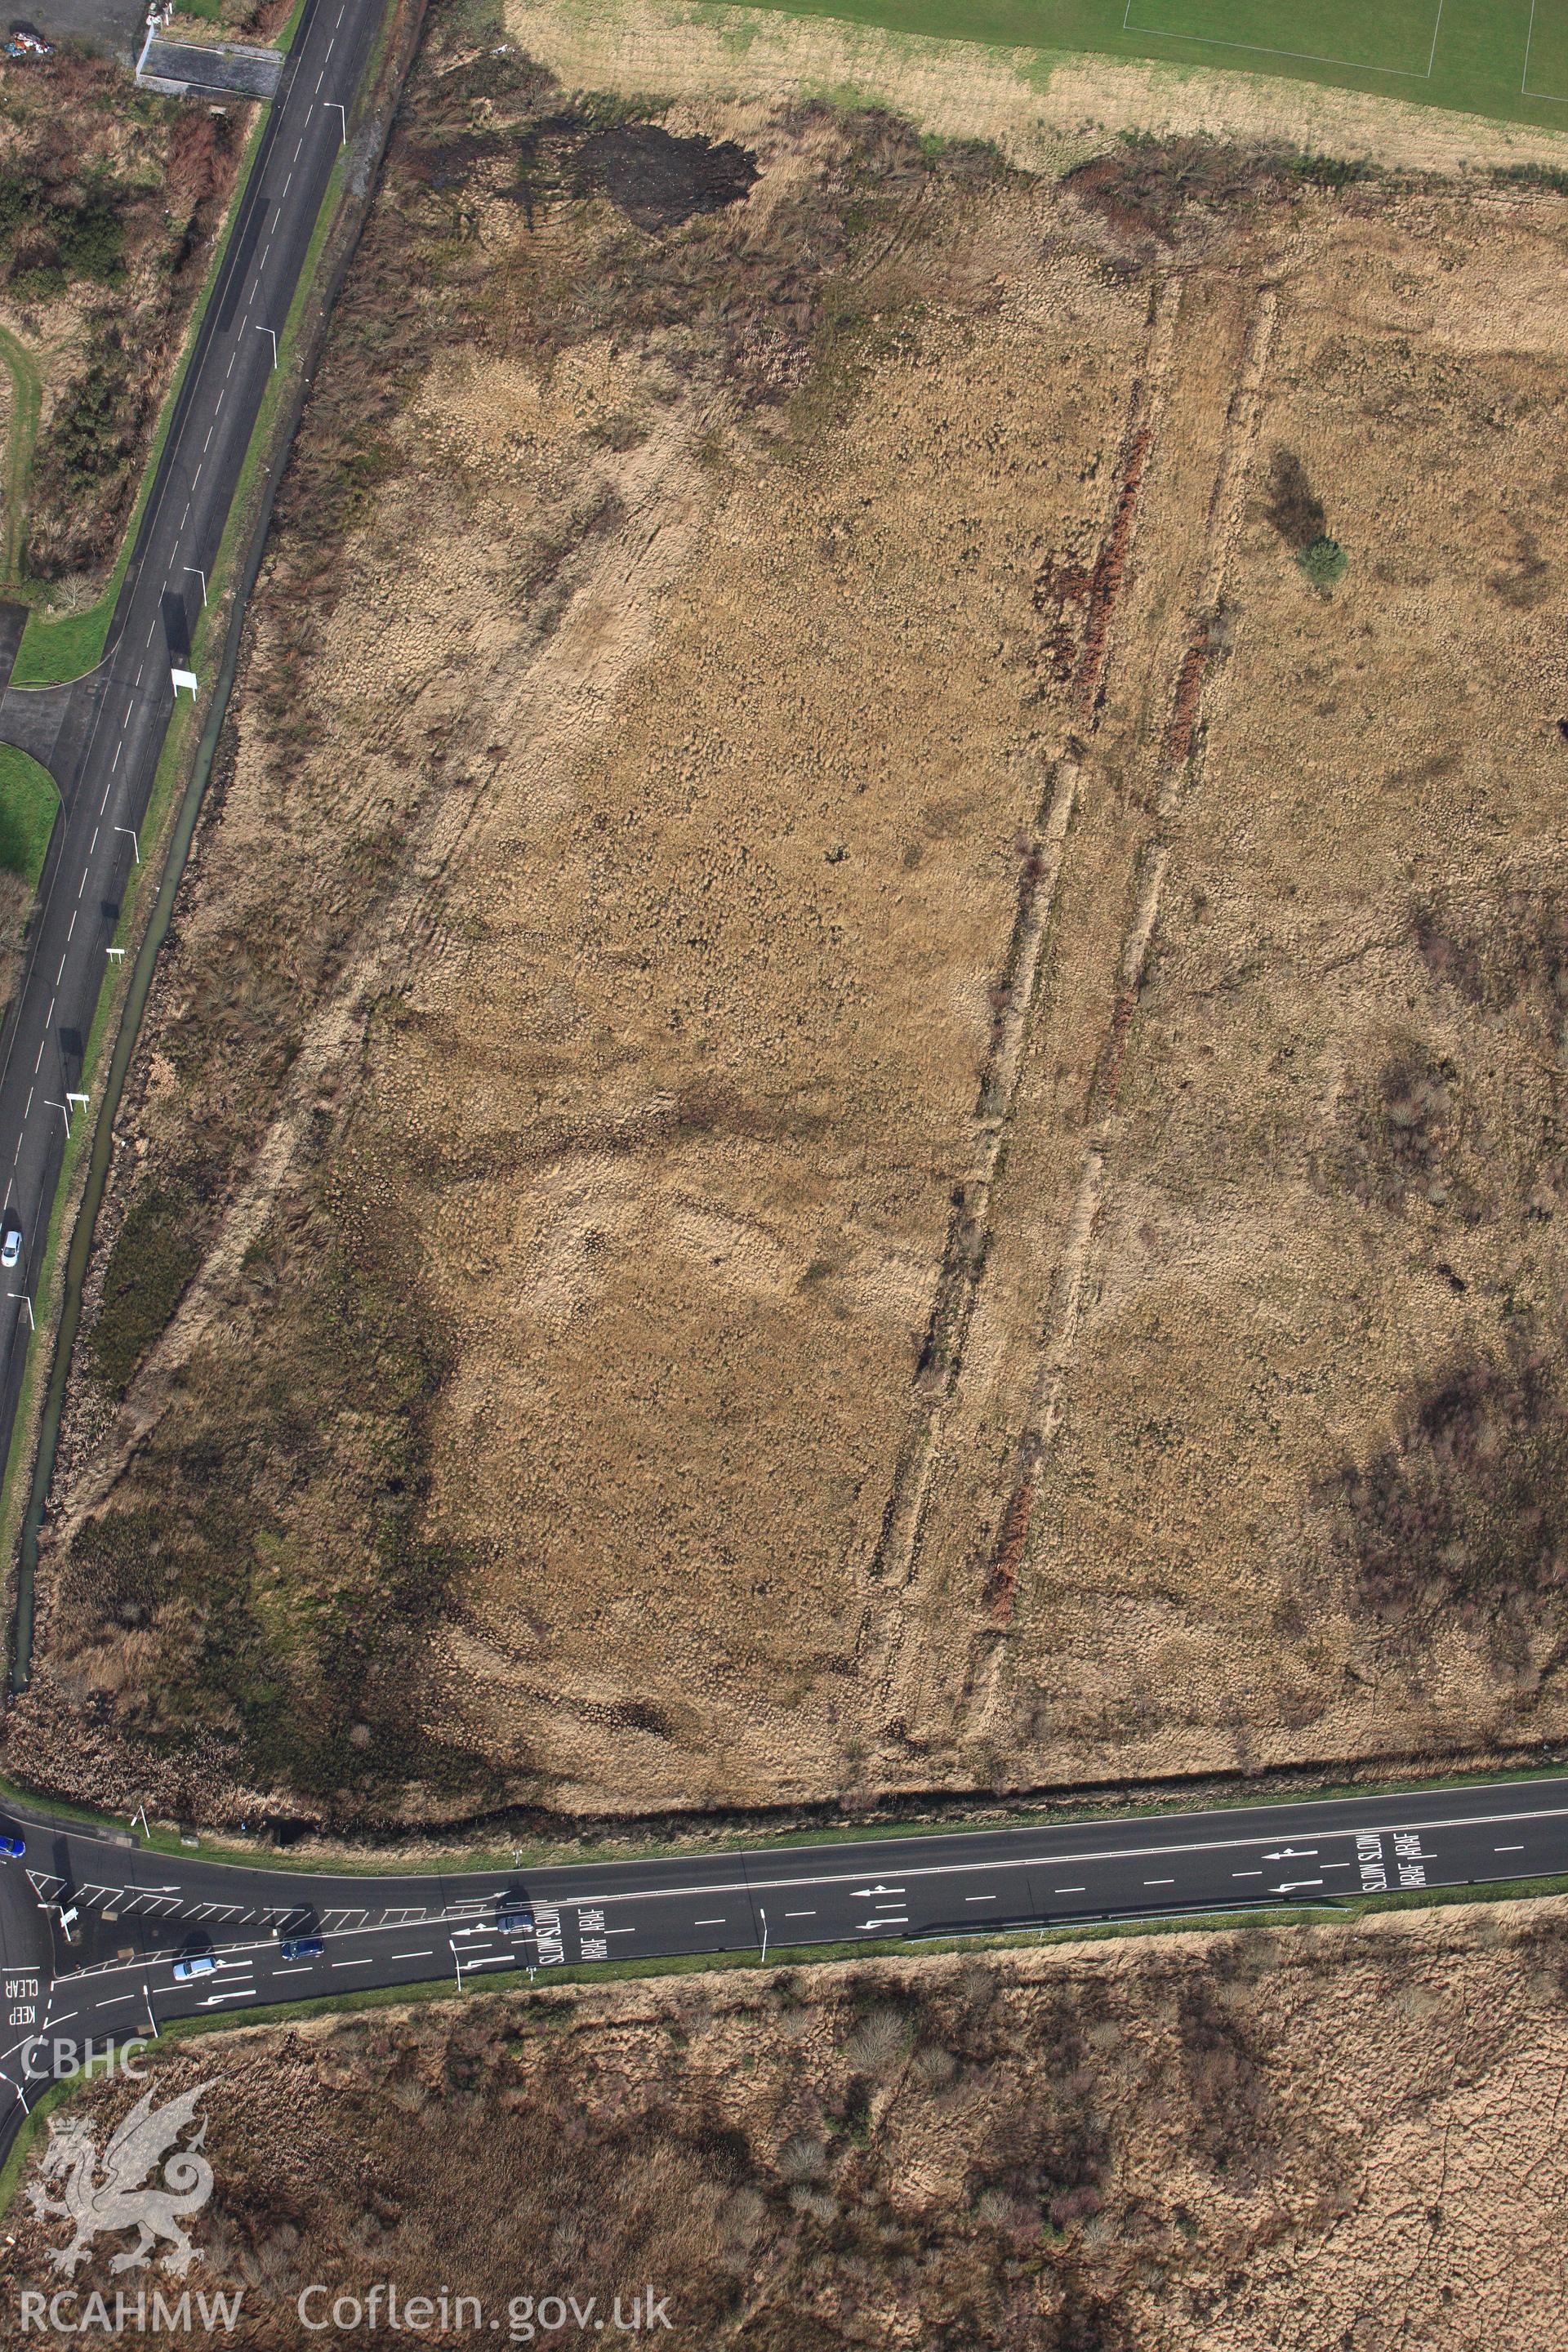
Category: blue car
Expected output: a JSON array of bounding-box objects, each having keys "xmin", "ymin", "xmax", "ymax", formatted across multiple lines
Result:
[
  {"xmin": 497, "ymin": 1907, "xmax": 535, "ymax": 1936},
  {"xmin": 279, "ymin": 1936, "xmax": 324, "ymax": 1961},
  {"xmin": 172, "ymin": 1954, "xmax": 216, "ymax": 1982},
  {"xmin": 0, "ymin": 1833, "xmax": 24, "ymax": 1859}
]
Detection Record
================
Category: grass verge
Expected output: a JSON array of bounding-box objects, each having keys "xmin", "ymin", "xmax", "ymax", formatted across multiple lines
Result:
[
  {"xmin": 2, "ymin": 1752, "xmax": 1567, "ymax": 1881},
  {"xmin": 0, "ymin": 326, "xmax": 41, "ymax": 589},
  {"xmin": 0, "ymin": 749, "xmax": 58, "ymax": 891}
]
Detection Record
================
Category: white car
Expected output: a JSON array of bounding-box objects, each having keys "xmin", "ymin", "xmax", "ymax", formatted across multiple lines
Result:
[{"xmin": 0, "ymin": 1219, "xmax": 20, "ymax": 1272}]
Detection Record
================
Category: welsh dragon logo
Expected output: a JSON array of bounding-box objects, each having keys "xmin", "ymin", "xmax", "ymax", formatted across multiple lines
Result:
[{"xmin": 26, "ymin": 2081, "xmax": 216, "ymax": 2277}]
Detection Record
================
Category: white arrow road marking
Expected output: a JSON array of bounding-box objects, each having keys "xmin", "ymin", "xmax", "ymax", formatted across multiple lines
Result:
[
  {"xmin": 1264, "ymin": 1848, "xmax": 1316, "ymax": 1861},
  {"xmin": 198, "ymin": 1991, "xmax": 256, "ymax": 2007},
  {"xmin": 852, "ymin": 1885, "xmax": 905, "ymax": 1898}
]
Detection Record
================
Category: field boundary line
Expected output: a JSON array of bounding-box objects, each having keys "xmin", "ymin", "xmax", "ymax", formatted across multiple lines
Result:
[
  {"xmin": 960, "ymin": 281, "xmax": 1281, "ymax": 1753},
  {"xmin": 860, "ymin": 274, "xmax": 1183, "ymax": 1728},
  {"xmin": 1424, "ymin": 0, "xmax": 1445, "ymax": 78},
  {"xmin": 1120, "ymin": 0, "xmax": 1441, "ymax": 81},
  {"xmin": 1521, "ymin": 0, "xmax": 1568, "ymax": 100}
]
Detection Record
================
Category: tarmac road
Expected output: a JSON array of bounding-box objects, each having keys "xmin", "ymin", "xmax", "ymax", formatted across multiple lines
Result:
[
  {"xmin": 0, "ymin": 0, "xmax": 387, "ymax": 1618},
  {"xmin": 0, "ymin": 1772, "xmax": 1561, "ymax": 2149}
]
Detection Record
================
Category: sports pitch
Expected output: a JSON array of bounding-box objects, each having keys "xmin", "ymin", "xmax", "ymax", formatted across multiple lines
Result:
[{"xmin": 733, "ymin": 0, "xmax": 1568, "ymax": 128}]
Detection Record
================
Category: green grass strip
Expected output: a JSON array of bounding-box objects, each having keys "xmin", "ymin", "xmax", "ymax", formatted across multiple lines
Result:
[
  {"xmin": 0, "ymin": 748, "xmax": 58, "ymax": 892},
  {"xmin": 0, "ymin": 325, "xmax": 41, "ymax": 590},
  {"xmin": 635, "ymin": 0, "xmax": 1568, "ymax": 135}
]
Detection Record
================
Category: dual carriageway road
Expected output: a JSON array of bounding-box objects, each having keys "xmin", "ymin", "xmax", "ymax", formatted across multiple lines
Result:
[{"xmin": 0, "ymin": 1772, "xmax": 1560, "ymax": 2146}]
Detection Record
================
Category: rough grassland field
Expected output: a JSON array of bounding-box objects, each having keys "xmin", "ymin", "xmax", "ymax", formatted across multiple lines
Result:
[
  {"xmin": 15, "ymin": 0, "xmax": 1568, "ymax": 1832},
  {"xmin": 6, "ymin": 1900, "xmax": 1568, "ymax": 2346}
]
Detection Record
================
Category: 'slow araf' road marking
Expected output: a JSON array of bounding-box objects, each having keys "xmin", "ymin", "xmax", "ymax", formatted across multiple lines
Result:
[
  {"xmin": 1392, "ymin": 1831, "xmax": 1430, "ymax": 1889},
  {"xmin": 1356, "ymin": 1833, "xmax": 1388, "ymax": 1892}
]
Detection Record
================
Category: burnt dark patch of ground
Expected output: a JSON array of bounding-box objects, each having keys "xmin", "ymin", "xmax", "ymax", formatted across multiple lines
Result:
[
  {"xmin": 1316, "ymin": 1334, "xmax": 1568, "ymax": 1676},
  {"xmin": 1415, "ymin": 880, "xmax": 1568, "ymax": 1031},
  {"xmin": 1316, "ymin": 1038, "xmax": 1472, "ymax": 1218},
  {"xmin": 572, "ymin": 121, "xmax": 758, "ymax": 230},
  {"xmin": 1065, "ymin": 136, "xmax": 1373, "ymax": 246}
]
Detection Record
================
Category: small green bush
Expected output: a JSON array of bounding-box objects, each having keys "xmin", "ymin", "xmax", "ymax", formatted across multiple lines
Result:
[{"xmin": 1297, "ymin": 534, "xmax": 1348, "ymax": 590}]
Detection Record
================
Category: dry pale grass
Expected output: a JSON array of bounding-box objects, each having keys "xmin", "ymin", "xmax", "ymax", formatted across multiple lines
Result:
[
  {"xmin": 6, "ymin": 1899, "xmax": 1568, "ymax": 2346},
  {"xmin": 18, "ymin": 10, "xmax": 1568, "ymax": 1833}
]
